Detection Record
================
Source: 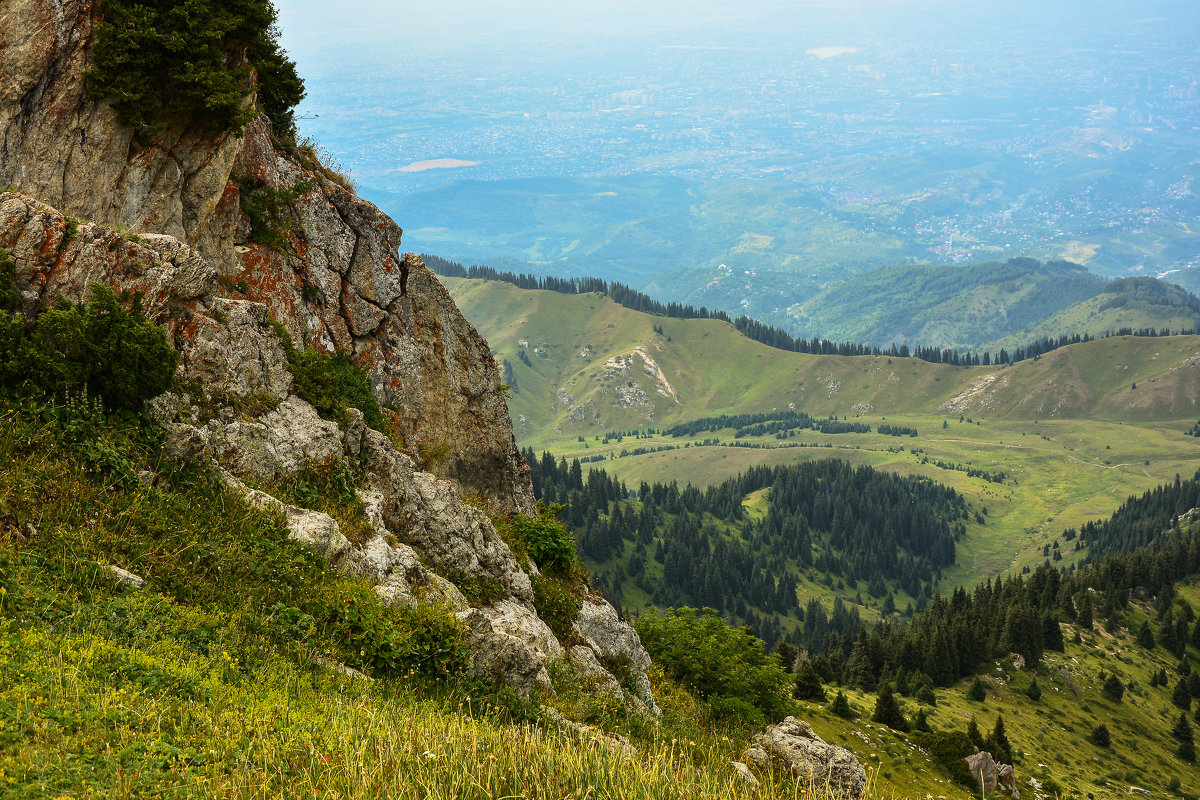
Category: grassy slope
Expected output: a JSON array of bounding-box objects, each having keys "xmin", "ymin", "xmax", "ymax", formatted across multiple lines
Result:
[
  {"xmin": 447, "ymin": 276, "xmax": 1200, "ymax": 595},
  {"xmin": 9, "ymin": 402, "xmax": 1198, "ymax": 800},
  {"xmin": 784, "ymin": 260, "xmax": 1106, "ymax": 351}
]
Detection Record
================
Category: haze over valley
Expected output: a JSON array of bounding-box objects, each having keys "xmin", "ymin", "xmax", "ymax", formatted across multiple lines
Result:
[{"xmin": 279, "ymin": 0, "xmax": 1200, "ymax": 332}]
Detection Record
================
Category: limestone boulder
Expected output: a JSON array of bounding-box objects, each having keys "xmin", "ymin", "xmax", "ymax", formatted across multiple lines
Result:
[{"xmin": 744, "ymin": 717, "xmax": 866, "ymax": 799}]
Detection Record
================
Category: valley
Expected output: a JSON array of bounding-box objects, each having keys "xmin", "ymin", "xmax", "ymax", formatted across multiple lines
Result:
[{"xmin": 444, "ymin": 274, "xmax": 1200, "ymax": 601}]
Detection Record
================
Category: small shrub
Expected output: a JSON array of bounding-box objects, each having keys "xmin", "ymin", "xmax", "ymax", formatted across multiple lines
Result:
[
  {"xmin": 85, "ymin": 0, "xmax": 304, "ymax": 138},
  {"xmin": 634, "ymin": 607, "xmax": 795, "ymax": 721},
  {"xmin": 915, "ymin": 729, "xmax": 975, "ymax": 788},
  {"xmin": 708, "ymin": 695, "xmax": 766, "ymax": 727},
  {"xmin": 967, "ymin": 676, "xmax": 987, "ymax": 701},
  {"xmin": 829, "ymin": 690, "xmax": 854, "ymax": 719},
  {"xmin": 270, "ymin": 320, "xmax": 386, "ymax": 433},
  {"xmin": 508, "ymin": 503, "xmax": 580, "ymax": 575},
  {"xmin": 0, "ymin": 282, "xmax": 177, "ymax": 411},
  {"xmin": 238, "ymin": 178, "xmax": 313, "ymax": 253},
  {"xmin": 530, "ymin": 574, "xmax": 581, "ymax": 642},
  {"xmin": 311, "ymin": 581, "xmax": 468, "ymax": 679}
]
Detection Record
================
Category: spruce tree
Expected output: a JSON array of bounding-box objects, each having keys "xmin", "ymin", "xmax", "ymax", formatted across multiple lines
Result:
[
  {"xmin": 967, "ymin": 716, "xmax": 986, "ymax": 751},
  {"xmin": 1090, "ymin": 724, "xmax": 1111, "ymax": 747},
  {"xmin": 1173, "ymin": 678, "xmax": 1192, "ymax": 710},
  {"xmin": 1173, "ymin": 713, "xmax": 1195, "ymax": 763},
  {"xmin": 1077, "ymin": 594, "xmax": 1093, "ymax": 631},
  {"xmin": 872, "ymin": 682, "xmax": 908, "ymax": 731},
  {"xmin": 1102, "ymin": 675, "xmax": 1125, "ymax": 702},
  {"xmin": 988, "ymin": 714, "xmax": 1013, "ymax": 763},
  {"xmin": 793, "ymin": 661, "xmax": 827, "ymax": 701},
  {"xmin": 1026, "ymin": 677, "xmax": 1042, "ymax": 701},
  {"xmin": 1137, "ymin": 620, "xmax": 1156, "ymax": 649},
  {"xmin": 967, "ymin": 677, "xmax": 987, "ymax": 702},
  {"xmin": 829, "ymin": 690, "xmax": 853, "ymax": 719}
]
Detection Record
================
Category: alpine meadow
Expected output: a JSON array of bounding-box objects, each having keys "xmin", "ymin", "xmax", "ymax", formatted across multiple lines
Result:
[{"xmin": 2, "ymin": 1, "xmax": 1200, "ymax": 799}]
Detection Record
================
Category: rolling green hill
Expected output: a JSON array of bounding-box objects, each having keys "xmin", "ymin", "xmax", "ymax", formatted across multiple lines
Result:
[
  {"xmin": 445, "ymin": 274, "xmax": 1200, "ymax": 597},
  {"xmin": 444, "ymin": 275, "xmax": 1200, "ymax": 440},
  {"xmin": 991, "ymin": 277, "xmax": 1200, "ymax": 352},
  {"xmin": 783, "ymin": 258, "xmax": 1107, "ymax": 350}
]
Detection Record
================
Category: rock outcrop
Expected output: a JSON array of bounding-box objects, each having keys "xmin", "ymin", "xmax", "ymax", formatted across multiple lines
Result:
[
  {"xmin": 966, "ymin": 751, "xmax": 1019, "ymax": 797},
  {"xmin": 742, "ymin": 717, "xmax": 866, "ymax": 799},
  {"xmin": 0, "ymin": 0, "xmax": 532, "ymax": 513},
  {"xmin": 0, "ymin": 0, "xmax": 655, "ymax": 709}
]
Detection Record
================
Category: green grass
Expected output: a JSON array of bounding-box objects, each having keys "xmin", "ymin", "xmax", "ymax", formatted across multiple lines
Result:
[{"xmin": 0, "ymin": 399, "xmax": 888, "ymax": 799}]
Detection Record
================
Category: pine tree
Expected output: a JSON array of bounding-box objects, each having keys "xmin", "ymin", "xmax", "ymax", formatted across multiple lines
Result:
[
  {"xmin": 1137, "ymin": 620, "xmax": 1156, "ymax": 649},
  {"xmin": 988, "ymin": 714, "xmax": 1013, "ymax": 763},
  {"xmin": 1090, "ymin": 724, "xmax": 1111, "ymax": 747},
  {"xmin": 1103, "ymin": 675, "xmax": 1125, "ymax": 702},
  {"xmin": 872, "ymin": 682, "xmax": 908, "ymax": 731},
  {"xmin": 1173, "ymin": 678, "xmax": 1192, "ymax": 710},
  {"xmin": 967, "ymin": 677, "xmax": 987, "ymax": 702},
  {"xmin": 793, "ymin": 661, "xmax": 827, "ymax": 702},
  {"xmin": 1026, "ymin": 677, "xmax": 1042, "ymax": 701},
  {"xmin": 1077, "ymin": 594, "xmax": 1093, "ymax": 631},
  {"xmin": 967, "ymin": 716, "xmax": 986, "ymax": 750},
  {"xmin": 1173, "ymin": 713, "xmax": 1196, "ymax": 763},
  {"xmin": 829, "ymin": 690, "xmax": 853, "ymax": 719}
]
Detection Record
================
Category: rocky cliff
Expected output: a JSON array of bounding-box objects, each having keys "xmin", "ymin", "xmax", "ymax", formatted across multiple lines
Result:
[{"xmin": 0, "ymin": 0, "xmax": 655, "ymax": 708}]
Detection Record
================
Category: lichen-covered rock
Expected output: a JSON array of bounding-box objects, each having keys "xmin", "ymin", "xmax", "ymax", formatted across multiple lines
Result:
[
  {"xmin": 966, "ymin": 751, "xmax": 1019, "ymax": 797},
  {"xmin": 573, "ymin": 598, "xmax": 660, "ymax": 715},
  {"xmin": 205, "ymin": 396, "xmax": 345, "ymax": 482},
  {"xmin": 0, "ymin": 1, "xmax": 655, "ymax": 710},
  {"xmin": 0, "ymin": 0, "xmax": 243, "ymax": 265},
  {"xmin": 457, "ymin": 605, "xmax": 556, "ymax": 695},
  {"xmin": 744, "ymin": 717, "xmax": 866, "ymax": 800},
  {"xmin": 359, "ymin": 428, "xmax": 533, "ymax": 602}
]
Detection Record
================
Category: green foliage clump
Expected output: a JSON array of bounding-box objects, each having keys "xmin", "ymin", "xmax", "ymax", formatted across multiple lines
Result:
[
  {"xmin": 1174, "ymin": 713, "xmax": 1196, "ymax": 763},
  {"xmin": 792, "ymin": 660, "xmax": 826, "ymax": 701},
  {"xmin": 266, "ymin": 456, "xmax": 374, "ymax": 543},
  {"xmin": 0, "ymin": 280, "xmax": 177, "ymax": 411},
  {"xmin": 313, "ymin": 581, "xmax": 468, "ymax": 679},
  {"xmin": 966, "ymin": 676, "xmax": 987, "ymax": 701},
  {"xmin": 1090, "ymin": 723, "xmax": 1111, "ymax": 747},
  {"xmin": 530, "ymin": 574, "xmax": 581, "ymax": 643},
  {"xmin": 85, "ymin": 0, "xmax": 305, "ymax": 138},
  {"xmin": 238, "ymin": 178, "xmax": 313, "ymax": 253},
  {"xmin": 270, "ymin": 320, "xmax": 385, "ymax": 432},
  {"xmin": 1102, "ymin": 674, "xmax": 1126, "ymax": 702},
  {"xmin": 0, "ymin": 248, "xmax": 19, "ymax": 311},
  {"xmin": 828, "ymin": 690, "xmax": 854, "ymax": 719},
  {"xmin": 634, "ymin": 607, "xmax": 794, "ymax": 721},
  {"xmin": 509, "ymin": 502, "xmax": 581, "ymax": 575},
  {"xmin": 914, "ymin": 729, "xmax": 975, "ymax": 788}
]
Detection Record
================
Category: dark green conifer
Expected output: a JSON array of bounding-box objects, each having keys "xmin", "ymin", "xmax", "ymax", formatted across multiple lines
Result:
[
  {"xmin": 987, "ymin": 714, "xmax": 1013, "ymax": 763},
  {"xmin": 1173, "ymin": 713, "xmax": 1195, "ymax": 763},
  {"xmin": 793, "ymin": 661, "xmax": 827, "ymax": 702},
  {"xmin": 829, "ymin": 690, "xmax": 853, "ymax": 719},
  {"xmin": 1173, "ymin": 678, "xmax": 1192, "ymax": 710},
  {"xmin": 872, "ymin": 682, "xmax": 907, "ymax": 731},
  {"xmin": 1090, "ymin": 724, "xmax": 1111, "ymax": 748},
  {"xmin": 1136, "ymin": 620, "xmax": 1156, "ymax": 649},
  {"xmin": 1077, "ymin": 594, "xmax": 1093, "ymax": 631},
  {"xmin": 1026, "ymin": 677, "xmax": 1042, "ymax": 701},
  {"xmin": 967, "ymin": 677, "xmax": 987, "ymax": 702},
  {"xmin": 1102, "ymin": 674, "xmax": 1125, "ymax": 702}
]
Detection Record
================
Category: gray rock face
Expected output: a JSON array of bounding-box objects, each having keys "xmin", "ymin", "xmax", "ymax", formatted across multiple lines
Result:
[
  {"xmin": 0, "ymin": 0, "xmax": 242, "ymax": 265},
  {"xmin": 966, "ymin": 751, "xmax": 1019, "ymax": 797},
  {"xmin": 744, "ymin": 717, "xmax": 866, "ymax": 800},
  {"xmin": 573, "ymin": 599, "xmax": 660, "ymax": 714},
  {"xmin": 0, "ymin": 1, "xmax": 654, "ymax": 710}
]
